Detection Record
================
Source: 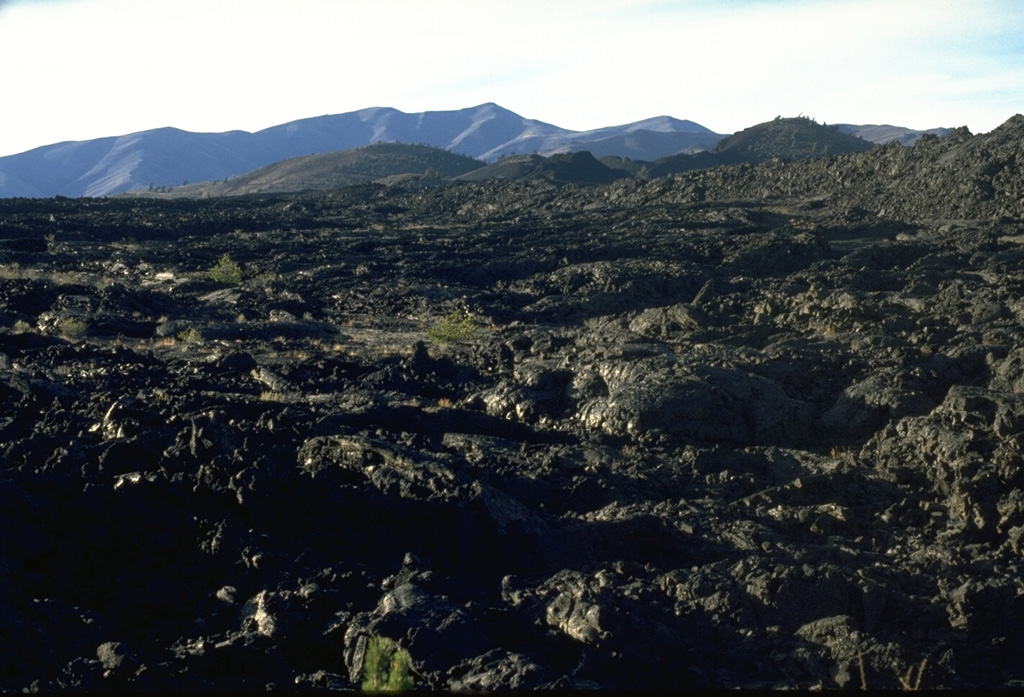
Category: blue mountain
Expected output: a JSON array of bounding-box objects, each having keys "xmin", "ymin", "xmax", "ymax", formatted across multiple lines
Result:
[{"xmin": 0, "ymin": 103, "xmax": 725, "ymax": 197}]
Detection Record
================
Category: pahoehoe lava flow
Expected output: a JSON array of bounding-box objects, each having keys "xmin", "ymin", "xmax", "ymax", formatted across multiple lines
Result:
[{"xmin": 3, "ymin": 115, "xmax": 1024, "ymax": 690}]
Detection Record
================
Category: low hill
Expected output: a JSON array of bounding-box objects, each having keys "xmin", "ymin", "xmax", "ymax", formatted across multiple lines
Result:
[
  {"xmin": 711, "ymin": 116, "xmax": 876, "ymax": 162},
  {"xmin": 532, "ymin": 151, "xmax": 631, "ymax": 184},
  {"xmin": 454, "ymin": 154, "xmax": 547, "ymax": 182},
  {"xmin": 455, "ymin": 150, "xmax": 628, "ymax": 185},
  {"xmin": 837, "ymin": 123, "xmax": 953, "ymax": 145},
  {"xmin": 648, "ymin": 116, "xmax": 876, "ymax": 177},
  {"xmin": 598, "ymin": 156, "xmax": 649, "ymax": 177},
  {"xmin": 154, "ymin": 143, "xmax": 485, "ymax": 197}
]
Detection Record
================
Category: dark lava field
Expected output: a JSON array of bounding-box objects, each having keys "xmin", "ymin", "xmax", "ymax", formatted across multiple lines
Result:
[{"xmin": 3, "ymin": 117, "xmax": 1024, "ymax": 690}]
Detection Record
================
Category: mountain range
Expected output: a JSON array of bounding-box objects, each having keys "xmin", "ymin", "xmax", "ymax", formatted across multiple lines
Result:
[{"xmin": 0, "ymin": 103, "xmax": 951, "ymax": 198}]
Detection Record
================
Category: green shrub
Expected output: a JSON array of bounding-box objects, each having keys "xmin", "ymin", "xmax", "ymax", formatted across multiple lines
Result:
[
  {"xmin": 427, "ymin": 311, "xmax": 479, "ymax": 344},
  {"xmin": 209, "ymin": 253, "xmax": 243, "ymax": 285},
  {"xmin": 176, "ymin": 326, "xmax": 203, "ymax": 343},
  {"xmin": 56, "ymin": 317, "xmax": 88, "ymax": 339},
  {"xmin": 360, "ymin": 634, "xmax": 414, "ymax": 692}
]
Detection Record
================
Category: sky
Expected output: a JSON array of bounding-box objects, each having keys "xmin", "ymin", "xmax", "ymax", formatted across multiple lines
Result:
[{"xmin": 0, "ymin": 0, "xmax": 1022, "ymax": 157}]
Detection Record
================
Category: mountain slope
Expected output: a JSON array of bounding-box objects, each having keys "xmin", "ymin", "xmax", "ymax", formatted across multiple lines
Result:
[
  {"xmin": 473, "ymin": 115, "xmax": 722, "ymax": 161},
  {"xmin": 250, "ymin": 103, "xmax": 566, "ymax": 162},
  {"xmin": 0, "ymin": 128, "xmax": 268, "ymax": 198},
  {"xmin": 0, "ymin": 104, "xmax": 726, "ymax": 198},
  {"xmin": 168, "ymin": 143, "xmax": 485, "ymax": 196}
]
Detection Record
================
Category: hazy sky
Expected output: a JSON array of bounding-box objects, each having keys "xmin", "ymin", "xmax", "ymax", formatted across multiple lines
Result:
[{"xmin": 0, "ymin": 0, "xmax": 1021, "ymax": 157}]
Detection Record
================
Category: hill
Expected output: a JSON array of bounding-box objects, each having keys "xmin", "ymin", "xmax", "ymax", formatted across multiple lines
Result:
[
  {"xmin": 711, "ymin": 116, "xmax": 876, "ymax": 162},
  {"xmin": 161, "ymin": 143, "xmax": 485, "ymax": 197},
  {"xmin": 455, "ymin": 150, "xmax": 628, "ymax": 185},
  {"xmin": 838, "ymin": 123, "xmax": 953, "ymax": 145},
  {"xmin": 648, "ymin": 116, "xmax": 876, "ymax": 177}
]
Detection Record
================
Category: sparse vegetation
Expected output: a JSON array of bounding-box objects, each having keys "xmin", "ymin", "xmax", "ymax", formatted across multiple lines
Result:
[
  {"xmin": 209, "ymin": 253, "xmax": 243, "ymax": 285},
  {"xmin": 0, "ymin": 264, "xmax": 98, "ymax": 286},
  {"xmin": 259, "ymin": 390, "xmax": 296, "ymax": 403},
  {"xmin": 897, "ymin": 657, "xmax": 928, "ymax": 691},
  {"xmin": 427, "ymin": 310, "xmax": 479, "ymax": 344},
  {"xmin": 858, "ymin": 653, "xmax": 928, "ymax": 690},
  {"xmin": 56, "ymin": 317, "xmax": 88, "ymax": 339},
  {"xmin": 360, "ymin": 634, "xmax": 414, "ymax": 692},
  {"xmin": 176, "ymin": 326, "xmax": 203, "ymax": 343}
]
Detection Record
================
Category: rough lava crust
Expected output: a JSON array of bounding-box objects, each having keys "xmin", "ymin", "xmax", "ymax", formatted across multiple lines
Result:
[{"xmin": 2, "ymin": 115, "xmax": 1024, "ymax": 690}]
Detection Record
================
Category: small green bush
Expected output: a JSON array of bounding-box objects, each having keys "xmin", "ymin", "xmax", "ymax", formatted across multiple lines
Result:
[
  {"xmin": 56, "ymin": 317, "xmax": 88, "ymax": 339},
  {"xmin": 360, "ymin": 634, "xmax": 414, "ymax": 692},
  {"xmin": 427, "ymin": 311, "xmax": 479, "ymax": 344},
  {"xmin": 176, "ymin": 326, "xmax": 203, "ymax": 343},
  {"xmin": 209, "ymin": 253, "xmax": 243, "ymax": 285}
]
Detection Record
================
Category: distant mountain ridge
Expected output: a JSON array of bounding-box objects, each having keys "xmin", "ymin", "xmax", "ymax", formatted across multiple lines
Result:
[
  {"xmin": 836, "ymin": 123, "xmax": 952, "ymax": 146},
  {"xmin": 0, "ymin": 104, "xmax": 952, "ymax": 198},
  {"xmin": 0, "ymin": 104, "xmax": 725, "ymax": 198},
  {"xmin": 153, "ymin": 118, "xmax": 945, "ymax": 197}
]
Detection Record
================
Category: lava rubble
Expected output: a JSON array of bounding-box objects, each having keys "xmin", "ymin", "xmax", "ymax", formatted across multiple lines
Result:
[{"xmin": 3, "ymin": 134, "xmax": 1024, "ymax": 690}]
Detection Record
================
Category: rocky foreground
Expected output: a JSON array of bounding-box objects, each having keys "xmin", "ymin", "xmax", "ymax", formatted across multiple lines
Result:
[{"xmin": 3, "ymin": 117, "xmax": 1024, "ymax": 690}]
